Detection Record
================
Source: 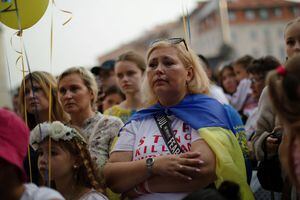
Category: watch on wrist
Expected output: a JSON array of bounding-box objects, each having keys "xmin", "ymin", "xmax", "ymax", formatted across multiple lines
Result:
[{"xmin": 146, "ymin": 157, "xmax": 155, "ymax": 176}]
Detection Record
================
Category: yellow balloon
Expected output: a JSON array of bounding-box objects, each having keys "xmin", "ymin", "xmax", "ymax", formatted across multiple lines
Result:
[{"xmin": 0, "ymin": 0, "xmax": 49, "ymax": 30}]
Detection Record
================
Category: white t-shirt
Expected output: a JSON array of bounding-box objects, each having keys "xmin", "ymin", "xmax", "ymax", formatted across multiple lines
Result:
[
  {"xmin": 227, "ymin": 78, "xmax": 252, "ymax": 111},
  {"xmin": 20, "ymin": 183, "xmax": 65, "ymax": 200},
  {"xmin": 79, "ymin": 189, "xmax": 108, "ymax": 200},
  {"xmin": 209, "ymin": 84, "xmax": 229, "ymax": 105},
  {"xmin": 113, "ymin": 116, "xmax": 201, "ymax": 200}
]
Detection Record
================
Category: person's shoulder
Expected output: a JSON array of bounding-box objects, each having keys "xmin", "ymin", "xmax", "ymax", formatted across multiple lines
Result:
[
  {"xmin": 103, "ymin": 105, "xmax": 120, "ymax": 115},
  {"xmin": 104, "ymin": 115, "xmax": 123, "ymax": 125},
  {"xmin": 22, "ymin": 183, "xmax": 64, "ymax": 200},
  {"xmin": 259, "ymin": 86, "xmax": 269, "ymax": 101}
]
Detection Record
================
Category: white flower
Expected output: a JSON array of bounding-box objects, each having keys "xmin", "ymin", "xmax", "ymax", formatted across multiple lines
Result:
[
  {"xmin": 30, "ymin": 122, "xmax": 51, "ymax": 150},
  {"xmin": 50, "ymin": 121, "xmax": 67, "ymax": 141},
  {"xmin": 30, "ymin": 121, "xmax": 86, "ymax": 149}
]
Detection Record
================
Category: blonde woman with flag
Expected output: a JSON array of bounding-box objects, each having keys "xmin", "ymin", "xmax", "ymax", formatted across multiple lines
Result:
[{"xmin": 104, "ymin": 38, "xmax": 253, "ymax": 200}]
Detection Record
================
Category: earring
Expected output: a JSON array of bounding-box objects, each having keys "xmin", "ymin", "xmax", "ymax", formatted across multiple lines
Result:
[{"xmin": 73, "ymin": 165, "xmax": 78, "ymax": 169}]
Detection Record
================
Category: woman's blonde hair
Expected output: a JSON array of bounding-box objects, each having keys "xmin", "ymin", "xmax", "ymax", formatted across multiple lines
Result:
[
  {"xmin": 57, "ymin": 67, "xmax": 98, "ymax": 108},
  {"xmin": 19, "ymin": 71, "xmax": 68, "ymax": 130},
  {"xmin": 142, "ymin": 40, "xmax": 209, "ymax": 106}
]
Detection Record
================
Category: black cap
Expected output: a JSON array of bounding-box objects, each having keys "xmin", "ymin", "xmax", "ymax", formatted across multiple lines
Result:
[{"xmin": 91, "ymin": 60, "xmax": 115, "ymax": 75}]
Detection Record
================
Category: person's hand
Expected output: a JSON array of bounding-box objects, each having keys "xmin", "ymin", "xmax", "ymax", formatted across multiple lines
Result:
[
  {"xmin": 152, "ymin": 152, "xmax": 203, "ymax": 180},
  {"xmin": 265, "ymin": 136, "xmax": 279, "ymax": 155}
]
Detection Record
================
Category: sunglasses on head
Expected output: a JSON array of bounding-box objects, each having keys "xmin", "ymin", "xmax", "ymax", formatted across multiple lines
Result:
[{"xmin": 150, "ymin": 37, "xmax": 189, "ymax": 51}]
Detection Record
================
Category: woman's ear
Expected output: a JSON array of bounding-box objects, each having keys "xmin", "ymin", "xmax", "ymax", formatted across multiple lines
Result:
[
  {"xmin": 186, "ymin": 66, "xmax": 194, "ymax": 82},
  {"xmin": 89, "ymin": 90, "xmax": 95, "ymax": 103}
]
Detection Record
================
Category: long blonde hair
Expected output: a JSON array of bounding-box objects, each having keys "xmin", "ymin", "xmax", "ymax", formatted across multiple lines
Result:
[
  {"xmin": 142, "ymin": 40, "xmax": 210, "ymax": 106},
  {"xmin": 19, "ymin": 71, "xmax": 68, "ymax": 130}
]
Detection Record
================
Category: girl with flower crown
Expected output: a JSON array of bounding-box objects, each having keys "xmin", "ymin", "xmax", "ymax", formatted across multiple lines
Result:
[{"xmin": 30, "ymin": 121, "xmax": 108, "ymax": 200}]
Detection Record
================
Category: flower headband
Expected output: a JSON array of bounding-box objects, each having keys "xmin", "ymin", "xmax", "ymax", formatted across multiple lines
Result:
[{"xmin": 30, "ymin": 121, "xmax": 86, "ymax": 150}]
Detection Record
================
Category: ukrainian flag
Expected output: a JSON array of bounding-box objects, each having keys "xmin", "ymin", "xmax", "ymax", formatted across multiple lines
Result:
[{"xmin": 128, "ymin": 94, "xmax": 254, "ymax": 200}]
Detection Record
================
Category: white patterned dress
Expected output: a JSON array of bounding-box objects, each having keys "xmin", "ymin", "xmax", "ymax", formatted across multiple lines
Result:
[{"xmin": 80, "ymin": 112, "xmax": 123, "ymax": 169}]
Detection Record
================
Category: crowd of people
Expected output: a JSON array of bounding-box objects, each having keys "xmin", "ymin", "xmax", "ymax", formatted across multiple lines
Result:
[{"xmin": 1, "ymin": 16, "xmax": 300, "ymax": 200}]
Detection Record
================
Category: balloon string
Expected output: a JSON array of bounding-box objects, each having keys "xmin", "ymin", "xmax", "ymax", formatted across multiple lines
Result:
[
  {"xmin": 48, "ymin": 136, "xmax": 52, "ymax": 187},
  {"xmin": 10, "ymin": 31, "xmax": 28, "ymax": 73},
  {"xmin": 14, "ymin": 0, "xmax": 36, "ymax": 183},
  {"xmin": 52, "ymin": 0, "xmax": 72, "ymax": 26},
  {"xmin": 0, "ymin": 3, "xmax": 16, "ymax": 13}
]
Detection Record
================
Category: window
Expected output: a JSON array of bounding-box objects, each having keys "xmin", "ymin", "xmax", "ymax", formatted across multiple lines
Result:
[
  {"xmin": 274, "ymin": 8, "xmax": 282, "ymax": 17},
  {"xmin": 259, "ymin": 9, "xmax": 269, "ymax": 20},
  {"xmin": 229, "ymin": 11, "xmax": 236, "ymax": 21},
  {"xmin": 292, "ymin": 7, "xmax": 300, "ymax": 17},
  {"xmin": 245, "ymin": 10, "xmax": 255, "ymax": 20}
]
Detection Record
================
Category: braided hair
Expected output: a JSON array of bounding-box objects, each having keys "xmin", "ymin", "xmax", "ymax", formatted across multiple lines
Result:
[{"xmin": 53, "ymin": 137, "xmax": 104, "ymax": 192}]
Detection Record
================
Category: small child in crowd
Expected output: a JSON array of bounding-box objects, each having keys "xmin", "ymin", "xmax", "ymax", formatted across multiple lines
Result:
[
  {"xmin": 30, "ymin": 121, "xmax": 108, "ymax": 200},
  {"xmin": 230, "ymin": 55, "xmax": 257, "ymax": 121}
]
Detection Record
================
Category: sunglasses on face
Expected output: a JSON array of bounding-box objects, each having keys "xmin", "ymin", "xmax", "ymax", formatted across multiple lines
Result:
[{"xmin": 150, "ymin": 37, "xmax": 189, "ymax": 51}]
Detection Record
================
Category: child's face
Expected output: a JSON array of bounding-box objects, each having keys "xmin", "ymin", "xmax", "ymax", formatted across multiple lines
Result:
[
  {"xmin": 37, "ymin": 140, "xmax": 76, "ymax": 182},
  {"xmin": 102, "ymin": 93, "xmax": 124, "ymax": 111},
  {"xmin": 285, "ymin": 21, "xmax": 300, "ymax": 59},
  {"xmin": 249, "ymin": 73, "xmax": 265, "ymax": 100},
  {"xmin": 221, "ymin": 68, "xmax": 237, "ymax": 94},
  {"xmin": 233, "ymin": 64, "xmax": 248, "ymax": 82}
]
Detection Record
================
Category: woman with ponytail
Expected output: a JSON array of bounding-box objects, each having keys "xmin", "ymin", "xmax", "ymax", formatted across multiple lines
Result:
[{"xmin": 267, "ymin": 54, "xmax": 300, "ymax": 192}]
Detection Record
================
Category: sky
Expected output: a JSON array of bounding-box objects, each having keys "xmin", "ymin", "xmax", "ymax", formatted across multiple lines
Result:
[{"xmin": 1, "ymin": 0, "xmax": 198, "ymax": 89}]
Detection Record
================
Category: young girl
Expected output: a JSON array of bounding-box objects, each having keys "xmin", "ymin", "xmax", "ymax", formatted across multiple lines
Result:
[
  {"xmin": 267, "ymin": 54, "xmax": 300, "ymax": 192},
  {"xmin": 252, "ymin": 17, "xmax": 300, "ymax": 161},
  {"xmin": 218, "ymin": 63, "xmax": 238, "ymax": 97},
  {"xmin": 30, "ymin": 121, "xmax": 108, "ymax": 200},
  {"xmin": 104, "ymin": 51, "xmax": 146, "ymax": 123},
  {"xmin": 102, "ymin": 86, "xmax": 125, "ymax": 112}
]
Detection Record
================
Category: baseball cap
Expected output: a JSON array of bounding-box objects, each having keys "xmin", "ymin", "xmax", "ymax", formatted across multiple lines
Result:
[
  {"xmin": 91, "ymin": 60, "xmax": 115, "ymax": 75},
  {"xmin": 0, "ymin": 108, "xmax": 29, "ymax": 181}
]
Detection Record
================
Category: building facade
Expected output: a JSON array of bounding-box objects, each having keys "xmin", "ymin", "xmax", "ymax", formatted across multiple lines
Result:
[{"xmin": 98, "ymin": 0, "xmax": 300, "ymax": 64}]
